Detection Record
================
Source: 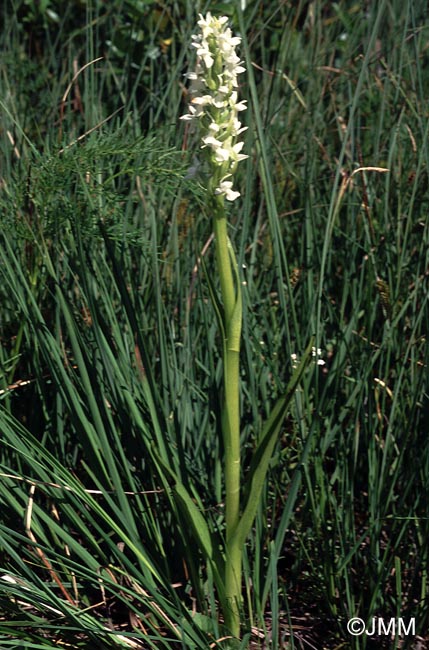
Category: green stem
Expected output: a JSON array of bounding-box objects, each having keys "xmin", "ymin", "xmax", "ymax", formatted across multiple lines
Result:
[
  {"xmin": 224, "ymin": 346, "xmax": 241, "ymax": 636},
  {"xmin": 212, "ymin": 198, "xmax": 235, "ymax": 323},
  {"xmin": 212, "ymin": 197, "xmax": 242, "ymax": 638}
]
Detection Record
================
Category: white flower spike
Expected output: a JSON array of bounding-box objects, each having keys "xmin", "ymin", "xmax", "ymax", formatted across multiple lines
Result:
[{"xmin": 181, "ymin": 13, "xmax": 247, "ymax": 201}]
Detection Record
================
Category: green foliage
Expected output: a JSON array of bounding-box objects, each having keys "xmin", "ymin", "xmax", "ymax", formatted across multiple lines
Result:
[{"xmin": 1, "ymin": 1, "xmax": 428, "ymax": 648}]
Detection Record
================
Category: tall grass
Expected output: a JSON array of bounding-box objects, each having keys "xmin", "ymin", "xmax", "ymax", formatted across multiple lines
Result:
[{"xmin": 1, "ymin": 1, "xmax": 428, "ymax": 648}]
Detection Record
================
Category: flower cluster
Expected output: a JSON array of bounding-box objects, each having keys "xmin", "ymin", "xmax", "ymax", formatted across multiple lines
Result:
[
  {"xmin": 291, "ymin": 347, "xmax": 326, "ymax": 370},
  {"xmin": 181, "ymin": 13, "xmax": 247, "ymax": 201}
]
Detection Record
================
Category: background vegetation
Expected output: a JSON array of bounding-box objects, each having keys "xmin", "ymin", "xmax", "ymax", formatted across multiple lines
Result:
[{"xmin": 0, "ymin": 0, "xmax": 428, "ymax": 648}]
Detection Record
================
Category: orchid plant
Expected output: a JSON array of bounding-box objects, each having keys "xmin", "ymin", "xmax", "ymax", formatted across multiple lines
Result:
[
  {"xmin": 178, "ymin": 13, "xmax": 313, "ymax": 639},
  {"xmin": 181, "ymin": 14, "xmax": 247, "ymax": 636}
]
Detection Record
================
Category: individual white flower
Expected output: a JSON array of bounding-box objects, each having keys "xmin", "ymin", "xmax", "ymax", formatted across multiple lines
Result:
[
  {"xmin": 229, "ymin": 140, "xmax": 247, "ymax": 161},
  {"xmin": 208, "ymin": 122, "xmax": 221, "ymax": 134},
  {"xmin": 179, "ymin": 104, "xmax": 197, "ymax": 121},
  {"xmin": 191, "ymin": 95, "xmax": 213, "ymax": 106},
  {"xmin": 202, "ymin": 135, "xmax": 223, "ymax": 149},
  {"xmin": 234, "ymin": 100, "xmax": 247, "ymax": 111},
  {"xmin": 215, "ymin": 179, "xmax": 240, "ymax": 201},
  {"xmin": 197, "ymin": 12, "xmax": 228, "ymax": 38},
  {"xmin": 214, "ymin": 146, "xmax": 231, "ymax": 163},
  {"xmin": 224, "ymin": 140, "xmax": 248, "ymax": 163},
  {"xmin": 191, "ymin": 41, "xmax": 214, "ymax": 69}
]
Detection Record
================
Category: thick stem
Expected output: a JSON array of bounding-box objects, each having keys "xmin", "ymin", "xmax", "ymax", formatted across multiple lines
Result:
[
  {"xmin": 223, "ymin": 348, "xmax": 241, "ymax": 537},
  {"xmin": 224, "ymin": 521, "xmax": 242, "ymax": 637},
  {"xmin": 224, "ymin": 346, "xmax": 241, "ymax": 637},
  {"xmin": 212, "ymin": 199, "xmax": 242, "ymax": 638},
  {"xmin": 212, "ymin": 201, "xmax": 235, "ymax": 324}
]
